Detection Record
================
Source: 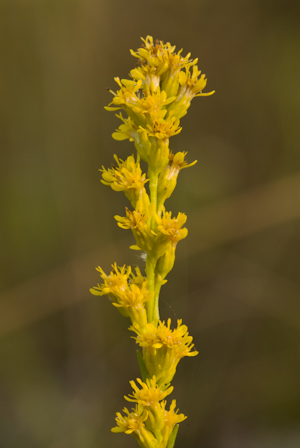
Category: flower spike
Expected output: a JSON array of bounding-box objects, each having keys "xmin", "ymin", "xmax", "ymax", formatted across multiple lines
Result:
[{"xmin": 91, "ymin": 35, "xmax": 214, "ymax": 448}]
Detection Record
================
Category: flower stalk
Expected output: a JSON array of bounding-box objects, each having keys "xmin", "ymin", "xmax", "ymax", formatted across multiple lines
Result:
[{"xmin": 90, "ymin": 36, "xmax": 214, "ymax": 447}]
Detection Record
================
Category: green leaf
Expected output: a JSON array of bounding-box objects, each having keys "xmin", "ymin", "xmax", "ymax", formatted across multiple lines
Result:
[
  {"xmin": 136, "ymin": 350, "xmax": 150, "ymax": 382},
  {"xmin": 167, "ymin": 424, "xmax": 179, "ymax": 448}
]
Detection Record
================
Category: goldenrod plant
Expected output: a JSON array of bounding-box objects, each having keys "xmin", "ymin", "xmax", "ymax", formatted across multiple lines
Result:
[{"xmin": 90, "ymin": 36, "xmax": 214, "ymax": 448}]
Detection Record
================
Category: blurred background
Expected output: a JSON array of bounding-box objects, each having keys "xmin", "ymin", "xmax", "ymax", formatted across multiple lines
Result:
[{"xmin": 1, "ymin": 0, "xmax": 300, "ymax": 447}]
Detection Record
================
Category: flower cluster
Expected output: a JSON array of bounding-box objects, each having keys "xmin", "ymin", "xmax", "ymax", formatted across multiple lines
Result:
[
  {"xmin": 106, "ymin": 36, "xmax": 214, "ymax": 177},
  {"xmin": 100, "ymin": 154, "xmax": 150, "ymax": 212},
  {"xmin": 130, "ymin": 319, "xmax": 198, "ymax": 386},
  {"xmin": 112, "ymin": 377, "xmax": 186, "ymax": 448},
  {"xmin": 91, "ymin": 36, "xmax": 214, "ymax": 448},
  {"xmin": 90, "ymin": 263, "xmax": 151, "ymax": 329}
]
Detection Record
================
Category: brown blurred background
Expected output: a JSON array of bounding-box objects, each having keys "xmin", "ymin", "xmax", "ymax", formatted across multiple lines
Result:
[{"xmin": 1, "ymin": 0, "xmax": 300, "ymax": 447}]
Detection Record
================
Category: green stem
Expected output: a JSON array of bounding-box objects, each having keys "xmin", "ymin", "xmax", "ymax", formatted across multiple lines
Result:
[
  {"xmin": 148, "ymin": 168, "xmax": 158, "ymax": 217},
  {"xmin": 157, "ymin": 200, "xmax": 165, "ymax": 218},
  {"xmin": 146, "ymin": 167, "xmax": 160, "ymax": 324},
  {"xmin": 152, "ymin": 280, "xmax": 162, "ymax": 326},
  {"xmin": 145, "ymin": 256, "xmax": 156, "ymax": 323}
]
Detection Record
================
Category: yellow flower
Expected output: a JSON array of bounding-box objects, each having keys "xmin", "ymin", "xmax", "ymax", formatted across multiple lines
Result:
[
  {"xmin": 90, "ymin": 263, "xmax": 130, "ymax": 296},
  {"xmin": 157, "ymin": 151, "xmax": 197, "ymax": 210},
  {"xmin": 107, "ymin": 77, "xmax": 143, "ymax": 109},
  {"xmin": 115, "ymin": 207, "xmax": 149, "ymax": 230},
  {"xmin": 168, "ymin": 65, "xmax": 215, "ymax": 119},
  {"xmin": 112, "ymin": 113, "xmax": 139, "ymax": 141},
  {"xmin": 111, "ymin": 114, "xmax": 168, "ymax": 173},
  {"xmin": 115, "ymin": 206, "xmax": 185, "ymax": 264},
  {"xmin": 114, "ymin": 207, "xmax": 160, "ymax": 258},
  {"xmin": 101, "ymin": 154, "xmax": 147, "ymax": 191},
  {"xmin": 157, "ymin": 319, "xmax": 197, "ymax": 357},
  {"xmin": 125, "ymin": 376, "xmax": 173, "ymax": 434},
  {"xmin": 166, "ymin": 150, "xmax": 197, "ymax": 176},
  {"xmin": 112, "ymin": 115, "xmax": 174, "ymax": 175},
  {"xmin": 130, "ymin": 322, "xmax": 160, "ymax": 347},
  {"xmin": 179, "ymin": 64, "xmax": 215, "ymax": 97},
  {"xmin": 130, "ymin": 36, "xmax": 197, "ymax": 97},
  {"xmin": 90, "ymin": 263, "xmax": 151, "ymax": 328},
  {"xmin": 125, "ymin": 376, "xmax": 173, "ymax": 407},
  {"xmin": 111, "ymin": 405, "xmax": 158, "ymax": 448},
  {"xmin": 112, "ymin": 405, "xmax": 148, "ymax": 435},
  {"xmin": 108, "ymin": 36, "xmax": 214, "ymax": 178},
  {"xmin": 111, "ymin": 399, "xmax": 186, "ymax": 448},
  {"xmin": 155, "ymin": 207, "xmax": 188, "ymax": 246},
  {"xmin": 101, "ymin": 154, "xmax": 150, "ymax": 211},
  {"xmin": 108, "ymin": 82, "xmax": 175, "ymax": 123},
  {"xmin": 164, "ymin": 399, "xmax": 187, "ymax": 425},
  {"xmin": 161, "ymin": 400, "xmax": 187, "ymax": 447},
  {"xmin": 131, "ymin": 319, "xmax": 198, "ymax": 385},
  {"xmin": 114, "ymin": 207, "xmax": 155, "ymax": 253},
  {"xmin": 115, "ymin": 206, "xmax": 188, "ymax": 269},
  {"xmin": 131, "ymin": 89, "xmax": 175, "ymax": 118},
  {"xmin": 130, "ymin": 265, "xmax": 147, "ymax": 288},
  {"xmin": 143, "ymin": 114, "xmax": 181, "ymax": 140}
]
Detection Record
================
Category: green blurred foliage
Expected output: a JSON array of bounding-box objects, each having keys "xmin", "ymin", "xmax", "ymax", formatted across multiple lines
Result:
[{"xmin": 1, "ymin": 0, "xmax": 300, "ymax": 447}]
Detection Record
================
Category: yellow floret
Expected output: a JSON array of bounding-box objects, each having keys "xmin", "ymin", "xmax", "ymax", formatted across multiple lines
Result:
[
  {"xmin": 155, "ymin": 208, "xmax": 188, "ymax": 245},
  {"xmin": 90, "ymin": 263, "xmax": 151, "ymax": 328},
  {"xmin": 100, "ymin": 154, "xmax": 150, "ymax": 211},
  {"xmin": 125, "ymin": 376, "xmax": 173, "ymax": 435},
  {"xmin": 130, "ymin": 319, "xmax": 198, "ymax": 385}
]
